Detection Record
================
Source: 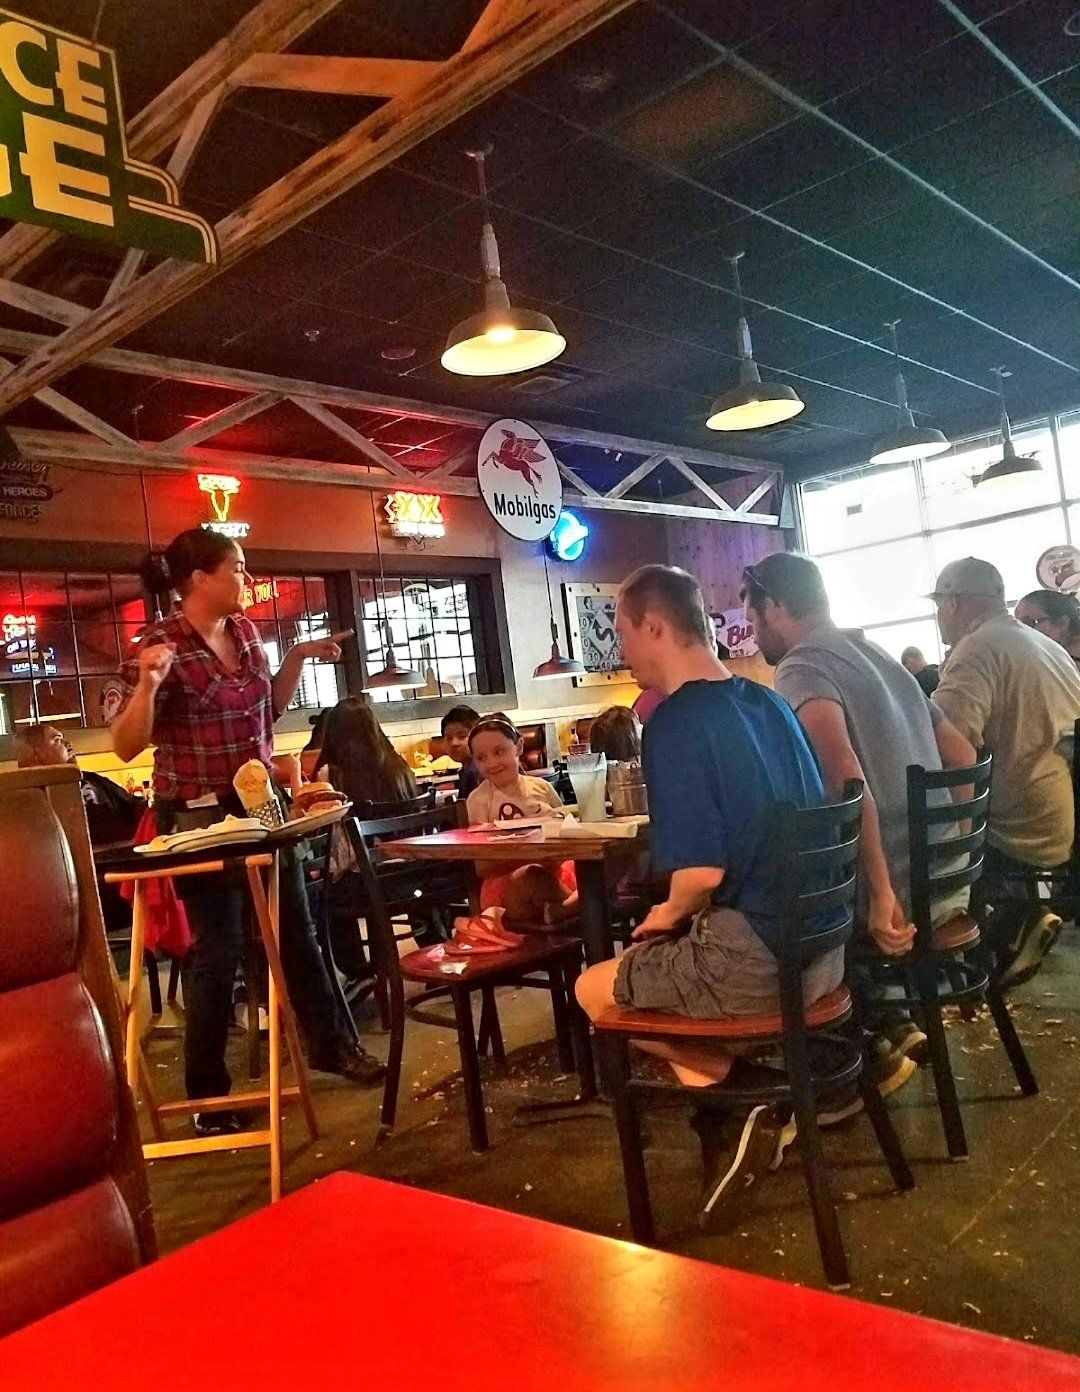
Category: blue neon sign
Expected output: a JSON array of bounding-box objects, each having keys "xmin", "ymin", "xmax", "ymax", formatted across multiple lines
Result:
[{"xmin": 548, "ymin": 510, "xmax": 589, "ymax": 562}]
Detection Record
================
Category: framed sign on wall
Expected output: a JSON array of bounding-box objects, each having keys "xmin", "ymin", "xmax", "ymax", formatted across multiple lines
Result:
[{"xmin": 563, "ymin": 582, "xmax": 630, "ymax": 687}]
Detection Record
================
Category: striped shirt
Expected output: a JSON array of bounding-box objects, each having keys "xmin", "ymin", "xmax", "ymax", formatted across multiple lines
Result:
[{"xmin": 118, "ymin": 612, "xmax": 277, "ymax": 803}]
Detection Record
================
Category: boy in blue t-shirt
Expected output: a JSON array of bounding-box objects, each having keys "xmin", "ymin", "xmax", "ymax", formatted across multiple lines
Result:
[{"xmin": 575, "ymin": 565, "xmax": 847, "ymax": 1226}]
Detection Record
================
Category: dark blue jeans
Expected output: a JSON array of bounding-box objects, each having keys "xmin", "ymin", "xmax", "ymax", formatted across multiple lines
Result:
[{"xmin": 160, "ymin": 802, "xmax": 347, "ymax": 1098}]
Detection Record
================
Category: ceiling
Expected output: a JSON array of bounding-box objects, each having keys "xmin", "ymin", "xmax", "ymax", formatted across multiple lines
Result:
[{"xmin": 1, "ymin": 0, "xmax": 1077, "ymax": 482}]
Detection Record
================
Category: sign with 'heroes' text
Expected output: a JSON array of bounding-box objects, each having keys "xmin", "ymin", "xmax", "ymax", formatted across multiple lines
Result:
[
  {"xmin": 477, "ymin": 418, "xmax": 562, "ymax": 542},
  {"xmin": 0, "ymin": 11, "xmax": 217, "ymax": 262}
]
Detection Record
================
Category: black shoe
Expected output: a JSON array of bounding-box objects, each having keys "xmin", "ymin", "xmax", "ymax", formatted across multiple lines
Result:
[
  {"xmin": 998, "ymin": 911, "xmax": 1063, "ymax": 991},
  {"xmin": 193, "ymin": 1110, "xmax": 242, "ymax": 1137},
  {"xmin": 698, "ymin": 1104, "xmax": 784, "ymax": 1231},
  {"xmin": 880, "ymin": 1012, "xmax": 929, "ymax": 1066},
  {"xmin": 310, "ymin": 1043, "xmax": 386, "ymax": 1085}
]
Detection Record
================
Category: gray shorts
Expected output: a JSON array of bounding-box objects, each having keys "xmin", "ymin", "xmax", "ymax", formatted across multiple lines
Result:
[{"xmin": 613, "ymin": 906, "xmax": 845, "ymax": 1020}]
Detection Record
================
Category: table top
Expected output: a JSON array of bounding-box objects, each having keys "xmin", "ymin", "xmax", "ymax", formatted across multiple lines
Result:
[
  {"xmin": 1, "ymin": 1173, "xmax": 1075, "ymax": 1391},
  {"xmin": 378, "ymin": 822, "xmax": 642, "ymax": 864},
  {"xmin": 94, "ymin": 808, "xmax": 345, "ymax": 876}
]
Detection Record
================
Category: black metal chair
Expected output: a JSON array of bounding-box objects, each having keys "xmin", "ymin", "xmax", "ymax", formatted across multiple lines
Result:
[
  {"xmin": 347, "ymin": 807, "xmax": 591, "ymax": 1152},
  {"xmin": 861, "ymin": 752, "xmax": 1036, "ymax": 1161},
  {"xmin": 594, "ymin": 782, "xmax": 914, "ymax": 1291}
]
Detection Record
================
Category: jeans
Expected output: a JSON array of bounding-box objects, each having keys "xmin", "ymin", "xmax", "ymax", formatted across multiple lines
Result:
[
  {"xmin": 161, "ymin": 800, "xmax": 348, "ymax": 1099},
  {"xmin": 978, "ymin": 844, "xmax": 1061, "ymax": 953}
]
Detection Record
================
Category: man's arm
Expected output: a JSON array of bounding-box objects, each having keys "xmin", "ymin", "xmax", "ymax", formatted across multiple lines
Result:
[
  {"xmin": 632, "ymin": 866, "xmax": 723, "ymax": 939},
  {"xmin": 796, "ymin": 697, "xmax": 913, "ymax": 955},
  {"xmin": 932, "ymin": 647, "xmax": 993, "ymax": 749}
]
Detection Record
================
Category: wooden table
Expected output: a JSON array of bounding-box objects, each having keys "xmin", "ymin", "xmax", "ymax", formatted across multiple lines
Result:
[
  {"xmin": 96, "ymin": 819, "xmax": 340, "ymax": 1200},
  {"xmin": 2, "ymin": 1172, "xmax": 1076, "ymax": 1390},
  {"xmin": 378, "ymin": 823, "xmax": 645, "ymax": 965}
]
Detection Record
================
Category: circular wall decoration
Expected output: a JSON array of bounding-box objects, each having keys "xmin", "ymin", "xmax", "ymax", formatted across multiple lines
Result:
[
  {"xmin": 1036, "ymin": 544, "xmax": 1080, "ymax": 594},
  {"xmin": 477, "ymin": 418, "xmax": 562, "ymax": 541}
]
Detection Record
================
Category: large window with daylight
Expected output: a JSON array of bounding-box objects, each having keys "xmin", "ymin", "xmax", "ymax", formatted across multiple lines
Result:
[
  {"xmin": 799, "ymin": 409, "xmax": 1079, "ymax": 665},
  {"xmin": 359, "ymin": 575, "xmax": 485, "ymax": 703},
  {"xmin": 0, "ymin": 570, "xmax": 148, "ymax": 734}
]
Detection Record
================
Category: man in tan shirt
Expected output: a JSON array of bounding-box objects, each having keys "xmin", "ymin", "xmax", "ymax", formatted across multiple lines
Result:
[{"xmin": 931, "ymin": 557, "xmax": 1080, "ymax": 986}]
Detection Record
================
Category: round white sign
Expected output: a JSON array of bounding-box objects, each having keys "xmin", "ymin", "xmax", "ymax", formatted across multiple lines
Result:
[
  {"xmin": 477, "ymin": 418, "xmax": 563, "ymax": 541},
  {"xmin": 1037, "ymin": 544, "xmax": 1080, "ymax": 594}
]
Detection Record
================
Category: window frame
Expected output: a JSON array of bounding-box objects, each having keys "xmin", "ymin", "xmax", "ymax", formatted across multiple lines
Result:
[{"xmin": 796, "ymin": 405, "xmax": 1080, "ymax": 659}]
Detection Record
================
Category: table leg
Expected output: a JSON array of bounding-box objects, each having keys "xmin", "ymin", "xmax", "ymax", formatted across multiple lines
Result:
[
  {"xmin": 125, "ymin": 882, "xmax": 148, "ymax": 1091},
  {"xmin": 576, "ymin": 859, "xmax": 613, "ymax": 966}
]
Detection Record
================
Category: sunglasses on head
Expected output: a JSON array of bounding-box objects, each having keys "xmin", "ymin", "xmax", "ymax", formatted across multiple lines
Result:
[{"xmin": 739, "ymin": 565, "xmax": 772, "ymax": 605}]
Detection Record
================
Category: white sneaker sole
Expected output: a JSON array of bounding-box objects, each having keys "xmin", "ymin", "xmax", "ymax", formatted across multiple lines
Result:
[
  {"xmin": 999, "ymin": 914, "xmax": 1063, "ymax": 990},
  {"xmin": 701, "ymin": 1105, "xmax": 772, "ymax": 1221},
  {"xmin": 770, "ymin": 1056, "xmax": 917, "ymax": 1170}
]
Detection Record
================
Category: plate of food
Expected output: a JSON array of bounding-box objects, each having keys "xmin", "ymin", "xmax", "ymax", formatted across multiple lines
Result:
[
  {"xmin": 134, "ymin": 815, "xmax": 268, "ymax": 855},
  {"xmin": 272, "ymin": 782, "xmax": 352, "ymax": 835}
]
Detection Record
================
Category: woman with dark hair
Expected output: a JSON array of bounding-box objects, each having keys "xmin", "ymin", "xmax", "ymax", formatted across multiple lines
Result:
[
  {"xmin": 112, "ymin": 528, "xmax": 383, "ymax": 1133},
  {"xmin": 319, "ymin": 696, "xmax": 417, "ymax": 807},
  {"xmin": 589, "ymin": 705, "xmax": 642, "ymax": 763},
  {"xmin": 301, "ymin": 708, "xmax": 330, "ymax": 783},
  {"xmin": 1016, "ymin": 589, "xmax": 1080, "ymax": 667}
]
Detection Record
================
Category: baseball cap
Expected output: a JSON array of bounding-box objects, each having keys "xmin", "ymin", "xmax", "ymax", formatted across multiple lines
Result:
[{"xmin": 927, "ymin": 557, "xmax": 1005, "ymax": 600}]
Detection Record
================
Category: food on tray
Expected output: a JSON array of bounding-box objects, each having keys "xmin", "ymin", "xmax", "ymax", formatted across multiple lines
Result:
[
  {"xmin": 233, "ymin": 759, "xmax": 272, "ymax": 811},
  {"xmin": 291, "ymin": 781, "xmax": 349, "ymax": 819},
  {"xmin": 137, "ymin": 814, "xmax": 264, "ymax": 853},
  {"xmin": 430, "ymin": 754, "xmax": 461, "ymax": 773}
]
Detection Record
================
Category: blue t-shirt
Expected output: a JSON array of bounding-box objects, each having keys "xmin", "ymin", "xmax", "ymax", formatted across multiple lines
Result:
[{"xmin": 643, "ymin": 677, "xmax": 841, "ymax": 954}]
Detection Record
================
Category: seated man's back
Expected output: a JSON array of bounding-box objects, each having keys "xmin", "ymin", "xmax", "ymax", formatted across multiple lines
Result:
[{"xmin": 935, "ymin": 610, "xmax": 1080, "ymax": 867}]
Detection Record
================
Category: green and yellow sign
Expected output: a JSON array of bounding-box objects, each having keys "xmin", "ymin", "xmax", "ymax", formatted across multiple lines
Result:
[{"xmin": 0, "ymin": 10, "xmax": 217, "ymax": 262}]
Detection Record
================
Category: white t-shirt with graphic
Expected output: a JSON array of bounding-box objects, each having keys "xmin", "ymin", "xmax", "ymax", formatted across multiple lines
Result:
[{"xmin": 466, "ymin": 775, "xmax": 563, "ymax": 826}]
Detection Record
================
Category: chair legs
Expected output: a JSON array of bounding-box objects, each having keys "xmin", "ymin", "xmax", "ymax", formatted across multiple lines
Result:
[
  {"xmin": 786, "ymin": 1040, "xmax": 850, "ymax": 1290},
  {"xmin": 986, "ymin": 986, "xmax": 1038, "ymax": 1096},
  {"xmin": 548, "ymin": 971, "xmax": 576, "ymax": 1074},
  {"xmin": 599, "ymin": 1035, "xmax": 655, "ymax": 1244},
  {"xmin": 478, "ymin": 986, "xmax": 506, "ymax": 1066},
  {"xmin": 917, "ymin": 965, "xmax": 969, "ymax": 1160},
  {"xmin": 379, "ymin": 970, "xmax": 408, "ymax": 1134},
  {"xmin": 452, "ymin": 987, "xmax": 489, "ymax": 1153},
  {"xmin": 857, "ymin": 1054, "xmax": 915, "ymax": 1193}
]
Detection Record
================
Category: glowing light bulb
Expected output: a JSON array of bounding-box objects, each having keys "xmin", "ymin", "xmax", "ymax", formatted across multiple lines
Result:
[{"xmin": 485, "ymin": 324, "xmax": 516, "ymax": 345}]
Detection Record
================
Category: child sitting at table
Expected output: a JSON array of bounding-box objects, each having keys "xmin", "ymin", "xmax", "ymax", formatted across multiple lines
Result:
[
  {"xmin": 588, "ymin": 704, "xmax": 642, "ymax": 763},
  {"xmin": 465, "ymin": 716, "xmax": 578, "ymax": 928}
]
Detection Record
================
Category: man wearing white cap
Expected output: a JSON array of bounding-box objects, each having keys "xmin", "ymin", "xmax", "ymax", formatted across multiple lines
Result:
[{"xmin": 930, "ymin": 557, "xmax": 1080, "ymax": 986}]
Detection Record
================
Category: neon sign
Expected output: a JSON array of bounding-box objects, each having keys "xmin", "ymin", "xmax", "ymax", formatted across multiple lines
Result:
[
  {"xmin": 241, "ymin": 577, "xmax": 278, "ymax": 610},
  {"xmin": 548, "ymin": 510, "xmax": 589, "ymax": 562},
  {"xmin": 384, "ymin": 491, "xmax": 445, "ymax": 540},
  {"xmin": 2, "ymin": 611, "xmax": 56, "ymax": 675},
  {"xmin": 197, "ymin": 472, "xmax": 249, "ymax": 539}
]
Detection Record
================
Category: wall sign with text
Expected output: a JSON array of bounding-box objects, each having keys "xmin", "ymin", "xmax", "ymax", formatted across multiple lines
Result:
[
  {"xmin": 477, "ymin": 418, "xmax": 562, "ymax": 541},
  {"xmin": 384, "ymin": 490, "xmax": 445, "ymax": 540},
  {"xmin": 0, "ymin": 10, "xmax": 217, "ymax": 262},
  {"xmin": 0, "ymin": 453, "xmax": 52, "ymax": 523},
  {"xmin": 714, "ymin": 607, "xmax": 759, "ymax": 659},
  {"xmin": 564, "ymin": 582, "xmax": 629, "ymax": 688},
  {"xmin": 198, "ymin": 472, "xmax": 249, "ymax": 539}
]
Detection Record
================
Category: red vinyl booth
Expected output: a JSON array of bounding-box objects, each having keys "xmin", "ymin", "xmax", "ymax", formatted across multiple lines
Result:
[{"xmin": 0, "ymin": 766, "xmax": 154, "ymax": 1337}]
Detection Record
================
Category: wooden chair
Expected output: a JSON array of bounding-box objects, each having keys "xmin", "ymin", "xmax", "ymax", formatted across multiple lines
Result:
[
  {"xmin": 347, "ymin": 808, "xmax": 591, "ymax": 1152},
  {"xmin": 594, "ymin": 782, "xmax": 914, "ymax": 1291},
  {"xmin": 0, "ymin": 766, "xmax": 155, "ymax": 1337},
  {"xmin": 858, "ymin": 753, "xmax": 1036, "ymax": 1161}
]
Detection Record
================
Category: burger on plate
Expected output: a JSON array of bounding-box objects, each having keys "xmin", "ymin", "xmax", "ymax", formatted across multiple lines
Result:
[{"xmin": 291, "ymin": 781, "xmax": 348, "ymax": 819}]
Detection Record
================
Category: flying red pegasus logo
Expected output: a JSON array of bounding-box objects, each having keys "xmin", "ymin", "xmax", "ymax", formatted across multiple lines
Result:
[{"xmin": 482, "ymin": 429, "xmax": 545, "ymax": 494}]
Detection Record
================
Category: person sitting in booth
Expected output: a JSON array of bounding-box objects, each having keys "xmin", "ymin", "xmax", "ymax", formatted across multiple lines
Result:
[
  {"xmin": 440, "ymin": 704, "xmax": 482, "ymax": 799},
  {"xmin": 574, "ymin": 564, "xmax": 846, "ymax": 1225},
  {"xmin": 465, "ymin": 716, "xmax": 578, "ymax": 927}
]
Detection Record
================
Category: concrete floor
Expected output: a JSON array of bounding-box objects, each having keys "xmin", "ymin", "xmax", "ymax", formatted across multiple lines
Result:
[{"xmin": 141, "ymin": 938, "xmax": 1080, "ymax": 1357}]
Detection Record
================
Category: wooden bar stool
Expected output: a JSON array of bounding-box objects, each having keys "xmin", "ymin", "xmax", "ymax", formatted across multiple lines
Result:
[{"xmin": 105, "ymin": 848, "xmax": 318, "ymax": 1202}]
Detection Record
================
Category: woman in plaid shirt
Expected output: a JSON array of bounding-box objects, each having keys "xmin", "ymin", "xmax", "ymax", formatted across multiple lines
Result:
[{"xmin": 113, "ymin": 529, "xmax": 384, "ymax": 1134}]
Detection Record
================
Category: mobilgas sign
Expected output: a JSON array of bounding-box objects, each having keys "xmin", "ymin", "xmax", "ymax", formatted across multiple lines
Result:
[
  {"xmin": 477, "ymin": 418, "xmax": 562, "ymax": 542},
  {"xmin": 0, "ymin": 10, "xmax": 217, "ymax": 262}
]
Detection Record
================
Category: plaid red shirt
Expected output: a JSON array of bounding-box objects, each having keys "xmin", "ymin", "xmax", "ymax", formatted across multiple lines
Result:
[{"xmin": 118, "ymin": 613, "xmax": 277, "ymax": 803}]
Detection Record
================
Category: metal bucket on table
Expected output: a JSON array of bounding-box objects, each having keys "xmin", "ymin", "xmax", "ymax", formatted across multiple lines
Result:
[{"xmin": 607, "ymin": 759, "xmax": 648, "ymax": 817}]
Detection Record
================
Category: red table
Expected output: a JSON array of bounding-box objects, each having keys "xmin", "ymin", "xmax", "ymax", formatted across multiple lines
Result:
[{"xmin": 2, "ymin": 1173, "xmax": 1077, "ymax": 1390}]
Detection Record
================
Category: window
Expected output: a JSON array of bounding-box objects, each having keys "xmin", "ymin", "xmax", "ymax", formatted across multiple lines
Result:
[
  {"xmin": 243, "ymin": 574, "xmax": 343, "ymax": 711},
  {"xmin": 799, "ymin": 406, "xmax": 1080, "ymax": 656},
  {"xmin": 0, "ymin": 570, "xmax": 147, "ymax": 734},
  {"xmin": 359, "ymin": 575, "xmax": 486, "ymax": 704}
]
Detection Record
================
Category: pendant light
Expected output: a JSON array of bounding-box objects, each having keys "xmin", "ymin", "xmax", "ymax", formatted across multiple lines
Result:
[
  {"xmin": 533, "ymin": 546, "xmax": 584, "ymax": 681},
  {"xmin": 362, "ymin": 492, "xmax": 425, "ymax": 692},
  {"xmin": 869, "ymin": 321, "xmax": 951, "ymax": 464},
  {"xmin": 441, "ymin": 148, "xmax": 566, "ymax": 377},
  {"xmin": 706, "ymin": 253, "xmax": 805, "ymax": 431},
  {"xmin": 974, "ymin": 367, "xmax": 1042, "ymax": 488}
]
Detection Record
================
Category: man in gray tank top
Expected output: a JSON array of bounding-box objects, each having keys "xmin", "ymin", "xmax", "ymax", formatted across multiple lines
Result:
[{"xmin": 743, "ymin": 552, "xmax": 978, "ymax": 1083}]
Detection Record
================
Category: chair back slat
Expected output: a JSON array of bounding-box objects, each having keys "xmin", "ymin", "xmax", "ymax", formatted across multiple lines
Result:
[
  {"xmin": 767, "ymin": 780, "xmax": 863, "ymax": 1044},
  {"xmin": 907, "ymin": 752, "xmax": 992, "ymax": 952},
  {"xmin": 356, "ymin": 788, "xmax": 436, "ymax": 819}
]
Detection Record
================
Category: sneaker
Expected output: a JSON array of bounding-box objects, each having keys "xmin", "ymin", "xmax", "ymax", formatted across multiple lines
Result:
[
  {"xmin": 882, "ymin": 1013, "xmax": 928, "ymax": 1066},
  {"xmin": 998, "ymin": 911, "xmax": 1063, "ymax": 991},
  {"xmin": 772, "ymin": 1051, "xmax": 917, "ymax": 1167},
  {"xmin": 310, "ymin": 1044, "xmax": 386, "ymax": 1085},
  {"xmin": 699, "ymin": 1104, "xmax": 784, "ymax": 1230},
  {"xmin": 193, "ymin": 1110, "xmax": 242, "ymax": 1137}
]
